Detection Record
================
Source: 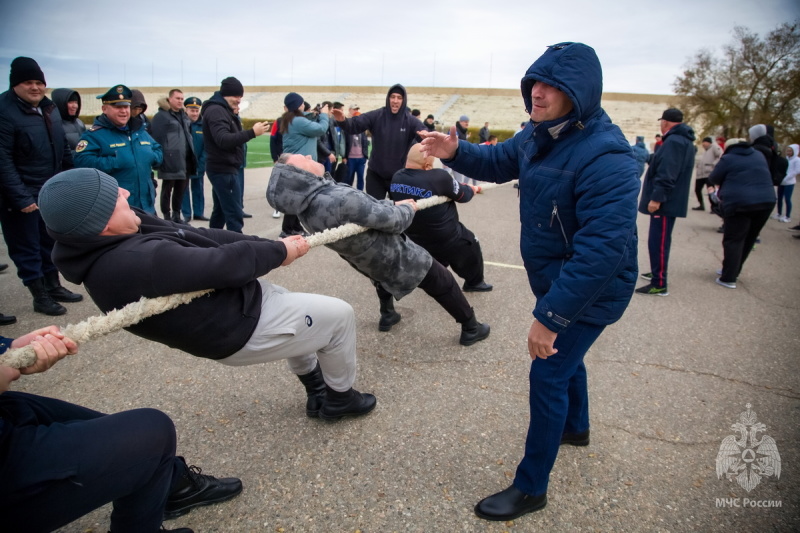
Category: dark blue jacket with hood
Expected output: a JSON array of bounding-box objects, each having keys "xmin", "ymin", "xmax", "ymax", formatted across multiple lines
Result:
[{"xmin": 444, "ymin": 42, "xmax": 640, "ymax": 333}]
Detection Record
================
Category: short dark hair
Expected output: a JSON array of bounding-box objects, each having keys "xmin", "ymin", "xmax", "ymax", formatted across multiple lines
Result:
[
  {"xmin": 411, "ymin": 109, "xmax": 420, "ymax": 117},
  {"xmin": 168, "ymin": 88, "xmax": 183, "ymax": 97}
]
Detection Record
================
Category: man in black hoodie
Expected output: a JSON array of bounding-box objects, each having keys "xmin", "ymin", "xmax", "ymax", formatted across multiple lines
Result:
[
  {"xmin": 51, "ymin": 88, "xmax": 85, "ymax": 153},
  {"xmin": 200, "ymin": 77, "xmax": 269, "ymax": 232},
  {"xmin": 332, "ymin": 84, "xmax": 425, "ymax": 200},
  {"xmin": 38, "ymin": 168, "xmax": 376, "ymax": 422}
]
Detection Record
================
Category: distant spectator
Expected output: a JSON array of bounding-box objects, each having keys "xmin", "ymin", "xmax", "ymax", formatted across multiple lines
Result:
[
  {"xmin": 423, "ymin": 114, "xmax": 436, "ymax": 132},
  {"xmin": 777, "ymin": 143, "xmax": 798, "ymax": 224},
  {"xmin": 151, "ymin": 89, "xmax": 195, "ymax": 223},
  {"xmin": 51, "ymin": 88, "xmax": 85, "ymax": 153},
  {"xmin": 650, "ymin": 133, "xmax": 662, "ymax": 152},
  {"xmin": 513, "ymin": 121, "xmax": 526, "ymax": 137},
  {"xmin": 411, "ymin": 108, "xmax": 421, "ymax": 119},
  {"xmin": 481, "ymin": 135, "xmax": 498, "ymax": 146},
  {"xmin": 348, "ymin": 103, "xmax": 360, "ymax": 118},
  {"xmin": 479, "ymin": 122, "xmax": 490, "ymax": 143},
  {"xmin": 181, "ymin": 96, "xmax": 208, "ymax": 222},
  {"xmin": 631, "ymin": 135, "xmax": 648, "ymax": 178},
  {"xmin": 692, "ymin": 136, "xmax": 722, "ymax": 211}
]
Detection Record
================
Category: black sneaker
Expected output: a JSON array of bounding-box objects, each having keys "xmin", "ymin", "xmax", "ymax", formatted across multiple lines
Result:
[
  {"xmin": 560, "ymin": 429, "xmax": 590, "ymax": 446},
  {"xmin": 164, "ymin": 459, "xmax": 243, "ymax": 519},
  {"xmin": 640, "ymin": 272, "xmax": 653, "ymax": 281},
  {"xmin": 634, "ymin": 283, "xmax": 669, "ymax": 296},
  {"xmin": 691, "ymin": 206, "xmax": 704, "ymax": 211},
  {"xmin": 462, "ymin": 281, "xmax": 493, "ymax": 292}
]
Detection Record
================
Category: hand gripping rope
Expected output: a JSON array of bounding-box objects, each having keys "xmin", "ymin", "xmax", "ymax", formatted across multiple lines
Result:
[{"xmin": 1, "ymin": 182, "xmax": 508, "ymax": 369}]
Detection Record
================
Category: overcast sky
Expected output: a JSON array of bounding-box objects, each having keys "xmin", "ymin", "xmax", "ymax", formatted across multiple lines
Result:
[{"xmin": 1, "ymin": 1, "xmax": 797, "ymax": 95}]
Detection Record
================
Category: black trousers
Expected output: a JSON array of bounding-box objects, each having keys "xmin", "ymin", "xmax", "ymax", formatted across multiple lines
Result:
[
  {"xmin": 0, "ymin": 206, "xmax": 58, "ymax": 285},
  {"xmin": 375, "ymin": 259, "xmax": 473, "ymax": 323},
  {"xmin": 421, "ymin": 227, "xmax": 485, "ymax": 287},
  {"xmin": 160, "ymin": 179, "xmax": 189, "ymax": 217},
  {"xmin": 0, "ymin": 392, "xmax": 182, "ymax": 533},
  {"xmin": 720, "ymin": 208, "xmax": 772, "ymax": 283},
  {"xmin": 694, "ymin": 178, "xmax": 707, "ymax": 208},
  {"xmin": 365, "ymin": 168, "xmax": 392, "ymax": 200}
]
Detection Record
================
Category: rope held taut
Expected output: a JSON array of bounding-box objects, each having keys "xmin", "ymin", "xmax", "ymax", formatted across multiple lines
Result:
[{"xmin": 1, "ymin": 182, "xmax": 506, "ymax": 369}]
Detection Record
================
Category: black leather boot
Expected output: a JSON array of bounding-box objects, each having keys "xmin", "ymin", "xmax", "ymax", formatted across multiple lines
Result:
[
  {"xmin": 474, "ymin": 485, "xmax": 547, "ymax": 521},
  {"xmin": 378, "ymin": 294, "xmax": 401, "ymax": 332},
  {"xmin": 0, "ymin": 313, "xmax": 16, "ymax": 326},
  {"xmin": 296, "ymin": 363, "xmax": 327, "ymax": 418},
  {"xmin": 560, "ymin": 429, "xmax": 590, "ymax": 446},
  {"xmin": 459, "ymin": 312, "xmax": 490, "ymax": 346},
  {"xmin": 164, "ymin": 457, "xmax": 242, "ymax": 519},
  {"xmin": 28, "ymin": 278, "xmax": 66, "ymax": 316},
  {"xmin": 319, "ymin": 386, "xmax": 377, "ymax": 421},
  {"xmin": 43, "ymin": 271, "xmax": 83, "ymax": 303}
]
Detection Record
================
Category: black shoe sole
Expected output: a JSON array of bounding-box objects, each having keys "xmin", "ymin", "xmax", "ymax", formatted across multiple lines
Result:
[
  {"xmin": 164, "ymin": 484, "xmax": 243, "ymax": 520},
  {"xmin": 463, "ymin": 286, "xmax": 493, "ymax": 292}
]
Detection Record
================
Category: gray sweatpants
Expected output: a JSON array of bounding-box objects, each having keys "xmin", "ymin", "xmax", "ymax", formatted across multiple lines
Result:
[{"xmin": 219, "ymin": 280, "xmax": 357, "ymax": 392}]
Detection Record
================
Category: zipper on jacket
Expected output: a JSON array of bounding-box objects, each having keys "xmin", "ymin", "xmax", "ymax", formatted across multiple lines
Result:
[{"xmin": 549, "ymin": 200, "xmax": 574, "ymax": 259}]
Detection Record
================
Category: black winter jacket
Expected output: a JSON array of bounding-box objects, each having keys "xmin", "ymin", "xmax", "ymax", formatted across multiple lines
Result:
[
  {"xmin": 0, "ymin": 90, "xmax": 73, "ymax": 210},
  {"xmin": 638, "ymin": 122, "xmax": 696, "ymax": 218},
  {"xmin": 708, "ymin": 143, "xmax": 776, "ymax": 216},
  {"xmin": 51, "ymin": 88, "xmax": 86, "ymax": 151},
  {"xmin": 200, "ymin": 92, "xmax": 255, "ymax": 174},
  {"xmin": 49, "ymin": 211, "xmax": 289, "ymax": 359},
  {"xmin": 151, "ymin": 100, "xmax": 196, "ymax": 180}
]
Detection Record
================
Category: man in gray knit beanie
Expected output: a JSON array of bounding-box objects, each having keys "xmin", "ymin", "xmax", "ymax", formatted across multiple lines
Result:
[{"xmin": 39, "ymin": 168, "xmax": 119, "ymax": 236}]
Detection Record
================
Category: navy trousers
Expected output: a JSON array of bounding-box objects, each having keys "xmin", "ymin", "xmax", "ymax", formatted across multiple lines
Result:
[
  {"xmin": 207, "ymin": 171, "xmax": 244, "ymax": 233},
  {"xmin": 182, "ymin": 176, "xmax": 206, "ymax": 220},
  {"xmin": 0, "ymin": 206, "xmax": 58, "ymax": 285},
  {"xmin": 514, "ymin": 321, "xmax": 605, "ymax": 497},
  {"xmin": 0, "ymin": 392, "xmax": 182, "ymax": 533},
  {"xmin": 647, "ymin": 215, "xmax": 676, "ymax": 289}
]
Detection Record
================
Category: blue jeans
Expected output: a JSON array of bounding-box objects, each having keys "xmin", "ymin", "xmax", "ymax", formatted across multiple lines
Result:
[
  {"xmin": 647, "ymin": 215, "xmax": 676, "ymax": 288},
  {"xmin": 237, "ymin": 167, "xmax": 245, "ymax": 209},
  {"xmin": 347, "ymin": 157, "xmax": 366, "ymax": 190},
  {"xmin": 181, "ymin": 175, "xmax": 206, "ymax": 220},
  {"xmin": 0, "ymin": 392, "xmax": 181, "ymax": 533},
  {"xmin": 777, "ymin": 184, "xmax": 794, "ymax": 218},
  {"xmin": 514, "ymin": 321, "xmax": 606, "ymax": 496},
  {"xmin": 207, "ymin": 171, "xmax": 243, "ymax": 232}
]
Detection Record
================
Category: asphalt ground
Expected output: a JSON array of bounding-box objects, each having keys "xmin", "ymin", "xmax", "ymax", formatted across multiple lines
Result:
[{"xmin": 2, "ymin": 167, "xmax": 798, "ymax": 532}]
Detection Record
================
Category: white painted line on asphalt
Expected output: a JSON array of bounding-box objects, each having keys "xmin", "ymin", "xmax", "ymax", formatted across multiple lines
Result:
[{"xmin": 485, "ymin": 261, "xmax": 526, "ymax": 270}]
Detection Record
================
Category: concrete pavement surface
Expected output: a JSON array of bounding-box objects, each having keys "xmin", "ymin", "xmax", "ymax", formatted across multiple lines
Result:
[{"xmin": 1, "ymin": 167, "xmax": 798, "ymax": 532}]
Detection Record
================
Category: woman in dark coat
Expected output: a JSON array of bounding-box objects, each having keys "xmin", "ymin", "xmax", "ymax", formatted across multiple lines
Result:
[{"xmin": 706, "ymin": 138, "xmax": 776, "ymax": 289}]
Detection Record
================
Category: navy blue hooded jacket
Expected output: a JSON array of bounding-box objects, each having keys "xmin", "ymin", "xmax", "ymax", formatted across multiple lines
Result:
[
  {"xmin": 638, "ymin": 122, "xmax": 696, "ymax": 217},
  {"xmin": 443, "ymin": 42, "xmax": 640, "ymax": 333},
  {"xmin": 707, "ymin": 142, "xmax": 776, "ymax": 216}
]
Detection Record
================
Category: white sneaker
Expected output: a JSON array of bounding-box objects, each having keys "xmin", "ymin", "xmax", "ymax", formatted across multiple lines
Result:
[
  {"xmin": 716, "ymin": 269, "xmax": 723, "ymax": 276},
  {"xmin": 770, "ymin": 213, "xmax": 781, "ymax": 220},
  {"xmin": 272, "ymin": 210, "xmax": 281, "ymax": 219},
  {"xmin": 780, "ymin": 216, "xmax": 791, "ymax": 223},
  {"xmin": 715, "ymin": 277, "xmax": 736, "ymax": 289}
]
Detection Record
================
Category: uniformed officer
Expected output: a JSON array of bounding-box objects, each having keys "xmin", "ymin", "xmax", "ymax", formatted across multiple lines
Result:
[
  {"xmin": 74, "ymin": 85, "xmax": 163, "ymax": 214},
  {"xmin": 181, "ymin": 96, "xmax": 208, "ymax": 221}
]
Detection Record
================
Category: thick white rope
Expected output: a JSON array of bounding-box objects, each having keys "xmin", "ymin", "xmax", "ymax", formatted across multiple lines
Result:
[{"xmin": 1, "ymin": 181, "xmax": 508, "ymax": 368}]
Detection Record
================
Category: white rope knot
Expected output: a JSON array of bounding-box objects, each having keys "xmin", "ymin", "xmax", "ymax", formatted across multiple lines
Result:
[{"xmin": 0, "ymin": 181, "xmax": 509, "ymax": 369}]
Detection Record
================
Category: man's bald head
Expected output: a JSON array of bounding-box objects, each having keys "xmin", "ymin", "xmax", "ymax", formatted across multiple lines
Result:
[{"xmin": 405, "ymin": 144, "xmax": 434, "ymax": 170}]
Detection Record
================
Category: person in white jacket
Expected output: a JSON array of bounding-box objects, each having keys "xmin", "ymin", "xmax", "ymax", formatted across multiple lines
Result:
[{"xmin": 779, "ymin": 143, "xmax": 798, "ymax": 223}]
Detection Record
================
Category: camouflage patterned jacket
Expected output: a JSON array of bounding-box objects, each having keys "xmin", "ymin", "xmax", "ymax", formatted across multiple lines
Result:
[{"xmin": 267, "ymin": 163, "xmax": 431, "ymax": 299}]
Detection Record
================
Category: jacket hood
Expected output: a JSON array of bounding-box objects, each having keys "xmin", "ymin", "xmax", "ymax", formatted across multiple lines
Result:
[
  {"xmin": 47, "ymin": 228, "xmax": 132, "ymax": 285},
  {"xmin": 789, "ymin": 143, "xmax": 799, "ymax": 160},
  {"xmin": 267, "ymin": 163, "xmax": 331, "ymax": 215},
  {"xmin": 664, "ymin": 121, "xmax": 696, "ymax": 143},
  {"xmin": 520, "ymin": 42, "xmax": 602, "ymax": 124},
  {"xmin": 385, "ymin": 84, "xmax": 408, "ymax": 115},
  {"xmin": 157, "ymin": 97, "xmax": 170, "ymax": 111},
  {"xmin": 201, "ymin": 91, "xmax": 231, "ymax": 115},
  {"xmin": 130, "ymin": 89, "xmax": 147, "ymax": 111},
  {"xmin": 51, "ymin": 88, "xmax": 81, "ymax": 121}
]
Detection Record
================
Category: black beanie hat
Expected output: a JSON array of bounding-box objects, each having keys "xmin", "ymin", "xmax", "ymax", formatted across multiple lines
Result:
[
  {"xmin": 10, "ymin": 56, "xmax": 45, "ymax": 88},
  {"xmin": 39, "ymin": 169, "xmax": 119, "ymax": 236},
  {"xmin": 220, "ymin": 77, "xmax": 244, "ymax": 97}
]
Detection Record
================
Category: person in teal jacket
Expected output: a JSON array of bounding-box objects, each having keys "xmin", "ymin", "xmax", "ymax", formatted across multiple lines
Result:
[
  {"xmin": 280, "ymin": 92, "xmax": 329, "ymax": 160},
  {"xmin": 74, "ymin": 85, "xmax": 162, "ymax": 215}
]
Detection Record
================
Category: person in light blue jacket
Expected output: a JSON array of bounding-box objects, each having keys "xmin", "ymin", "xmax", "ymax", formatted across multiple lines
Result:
[
  {"xmin": 419, "ymin": 42, "xmax": 640, "ymax": 522},
  {"xmin": 277, "ymin": 92, "xmax": 329, "ymax": 236}
]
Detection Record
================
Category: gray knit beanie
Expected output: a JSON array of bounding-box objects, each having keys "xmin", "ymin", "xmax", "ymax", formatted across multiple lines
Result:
[
  {"xmin": 748, "ymin": 124, "xmax": 767, "ymax": 142},
  {"xmin": 39, "ymin": 168, "xmax": 119, "ymax": 236}
]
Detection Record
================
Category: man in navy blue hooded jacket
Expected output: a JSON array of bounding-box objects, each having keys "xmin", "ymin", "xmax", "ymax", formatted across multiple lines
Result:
[{"xmin": 419, "ymin": 42, "xmax": 640, "ymax": 521}]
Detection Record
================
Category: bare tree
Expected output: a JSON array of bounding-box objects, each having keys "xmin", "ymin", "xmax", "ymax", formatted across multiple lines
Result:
[{"xmin": 674, "ymin": 21, "xmax": 800, "ymax": 144}]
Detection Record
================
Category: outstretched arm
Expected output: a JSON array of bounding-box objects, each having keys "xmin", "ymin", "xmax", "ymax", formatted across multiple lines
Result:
[
  {"xmin": 1, "ymin": 327, "xmax": 78, "ymax": 392},
  {"xmin": 418, "ymin": 126, "xmax": 459, "ymax": 160}
]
